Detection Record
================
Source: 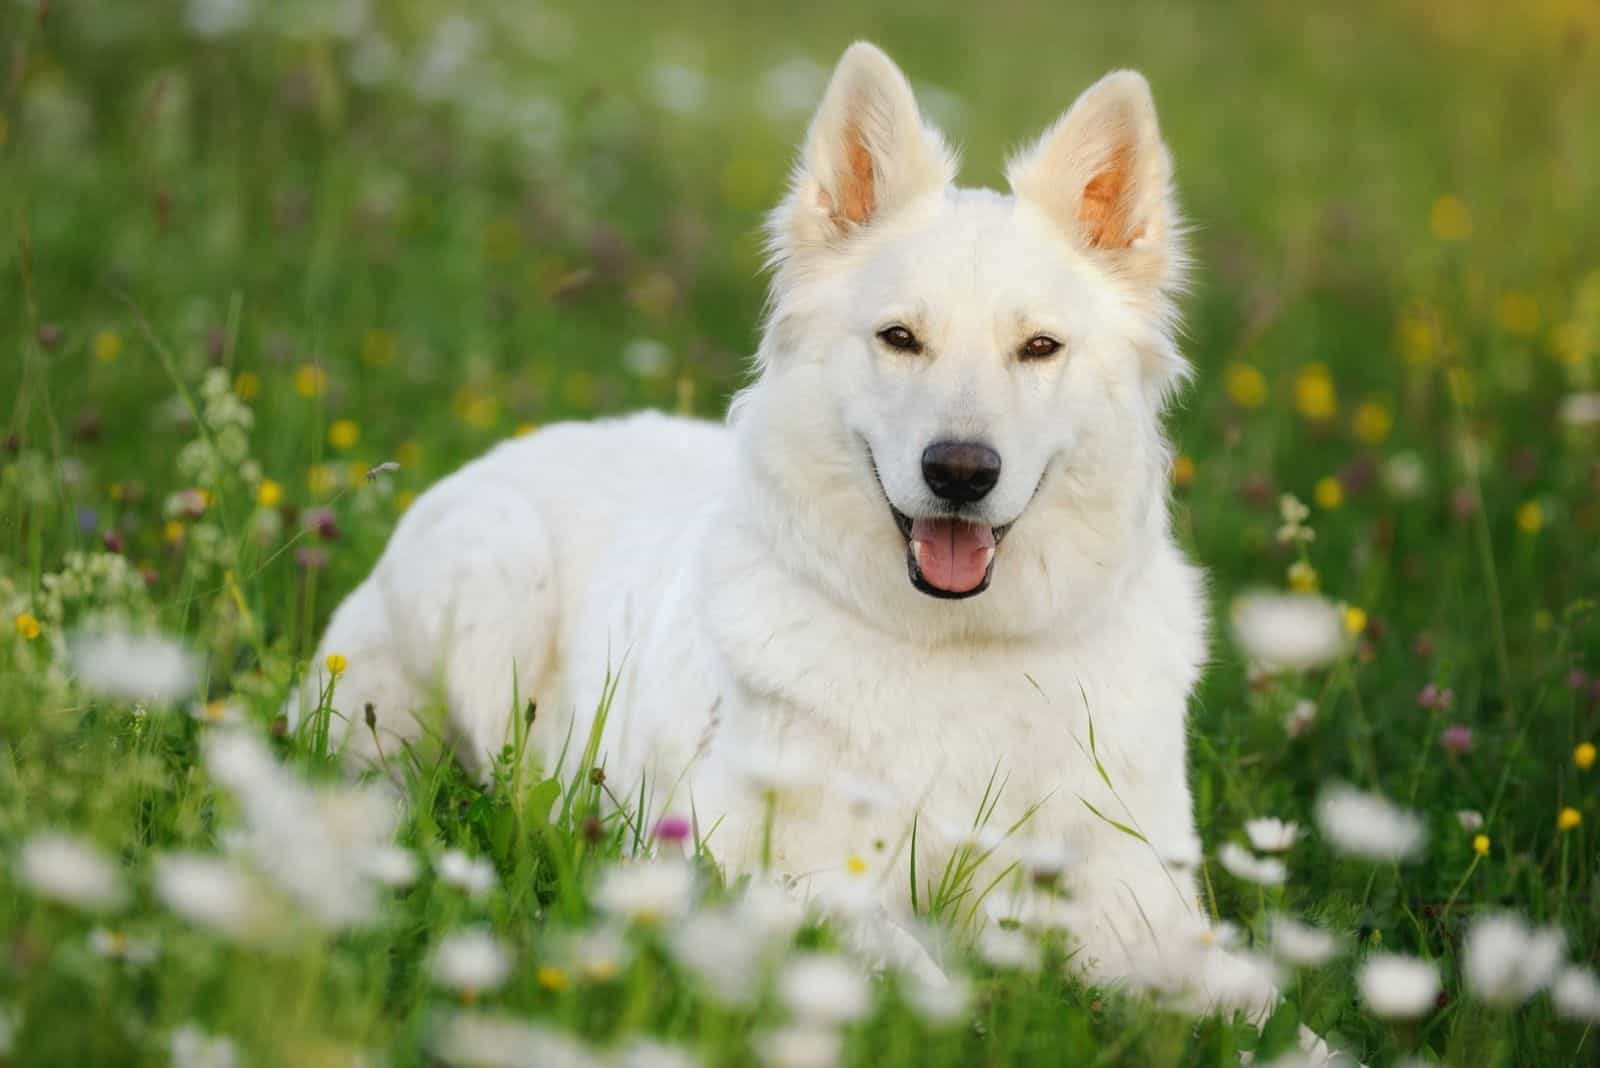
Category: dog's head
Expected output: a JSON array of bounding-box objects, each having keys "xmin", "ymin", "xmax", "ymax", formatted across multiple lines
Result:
[{"xmin": 735, "ymin": 42, "xmax": 1189, "ymax": 640}]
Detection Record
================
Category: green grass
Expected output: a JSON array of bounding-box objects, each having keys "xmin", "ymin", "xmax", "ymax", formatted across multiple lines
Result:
[{"xmin": 3, "ymin": 0, "xmax": 1600, "ymax": 1065}]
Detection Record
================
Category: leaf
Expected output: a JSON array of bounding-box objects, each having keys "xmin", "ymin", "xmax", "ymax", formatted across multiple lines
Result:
[{"xmin": 1078, "ymin": 796, "xmax": 1148, "ymax": 843}]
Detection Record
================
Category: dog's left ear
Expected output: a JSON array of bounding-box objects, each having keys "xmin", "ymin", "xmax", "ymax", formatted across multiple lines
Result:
[{"xmin": 1007, "ymin": 71, "xmax": 1183, "ymax": 300}]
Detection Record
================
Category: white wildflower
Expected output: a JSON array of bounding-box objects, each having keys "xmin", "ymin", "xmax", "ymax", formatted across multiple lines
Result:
[
  {"xmin": 622, "ymin": 338, "xmax": 671, "ymax": 378},
  {"xmin": 1245, "ymin": 818, "xmax": 1300, "ymax": 853},
  {"xmin": 756, "ymin": 1025, "xmax": 841, "ymax": 1068},
  {"xmin": 1268, "ymin": 915, "xmax": 1340, "ymax": 967},
  {"xmin": 185, "ymin": 0, "xmax": 252, "ymax": 38},
  {"xmin": 648, "ymin": 63, "xmax": 709, "ymax": 117},
  {"xmin": 89, "ymin": 927, "xmax": 159, "ymax": 965},
  {"xmin": 778, "ymin": 953, "xmax": 871, "ymax": 1025},
  {"xmin": 170, "ymin": 1024, "xmax": 238, "ymax": 1068},
  {"xmin": 594, "ymin": 859, "xmax": 696, "ymax": 924},
  {"xmin": 616, "ymin": 1040, "xmax": 701, "ymax": 1068},
  {"xmin": 1357, "ymin": 953, "xmax": 1439, "ymax": 1019},
  {"xmin": 1315, "ymin": 784, "xmax": 1426, "ymax": 861},
  {"xmin": 1218, "ymin": 842, "xmax": 1286, "ymax": 887},
  {"xmin": 414, "ymin": 15, "xmax": 481, "ymax": 102},
  {"xmin": 1285, "ymin": 699, "xmax": 1318, "ymax": 738},
  {"xmin": 1230, "ymin": 591, "xmax": 1346, "ymax": 672},
  {"xmin": 19, "ymin": 832, "xmax": 127, "ymax": 912},
  {"xmin": 153, "ymin": 853, "xmax": 269, "ymax": 943},
  {"xmin": 551, "ymin": 925, "xmax": 632, "ymax": 982},
  {"xmin": 904, "ymin": 973, "xmax": 971, "ymax": 1025},
  {"xmin": 438, "ymin": 849, "xmax": 498, "ymax": 899},
  {"xmin": 361, "ymin": 845, "xmax": 420, "ymax": 888},
  {"xmin": 1455, "ymin": 809, "xmax": 1484, "ymax": 833},
  {"xmin": 978, "ymin": 926, "xmax": 1041, "ymax": 971},
  {"xmin": 68, "ymin": 629, "xmax": 199, "ymax": 703},
  {"xmin": 1383, "ymin": 451, "xmax": 1428, "ymax": 499},
  {"xmin": 669, "ymin": 906, "xmax": 767, "ymax": 1005},
  {"xmin": 431, "ymin": 929, "xmax": 514, "ymax": 994},
  {"xmin": 1276, "ymin": 493, "xmax": 1314, "ymax": 545},
  {"xmin": 431, "ymin": 1011, "xmax": 600, "ymax": 1068},
  {"xmin": 1558, "ymin": 392, "xmax": 1600, "ymax": 429},
  {"xmin": 1462, "ymin": 911, "xmax": 1564, "ymax": 1006},
  {"xmin": 1553, "ymin": 966, "xmax": 1600, "ymax": 1022}
]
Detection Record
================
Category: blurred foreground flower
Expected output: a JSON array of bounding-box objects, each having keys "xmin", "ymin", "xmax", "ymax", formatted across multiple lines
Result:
[
  {"xmin": 1463, "ymin": 911, "xmax": 1564, "ymax": 1007},
  {"xmin": 170, "ymin": 1023, "xmax": 238, "ymax": 1068},
  {"xmin": 1218, "ymin": 843, "xmax": 1286, "ymax": 886},
  {"xmin": 1559, "ymin": 392, "xmax": 1600, "ymax": 429},
  {"xmin": 594, "ymin": 859, "xmax": 696, "ymax": 925},
  {"xmin": 438, "ymin": 850, "xmax": 498, "ymax": 899},
  {"xmin": 1245, "ymin": 818, "xmax": 1300, "ymax": 853},
  {"xmin": 19, "ymin": 833, "xmax": 127, "ymax": 913},
  {"xmin": 1357, "ymin": 953, "xmax": 1439, "ymax": 1019},
  {"xmin": 1230, "ymin": 591, "xmax": 1346, "ymax": 672},
  {"xmin": 1268, "ymin": 915, "xmax": 1340, "ymax": 967},
  {"xmin": 153, "ymin": 853, "xmax": 271, "ymax": 943},
  {"xmin": 779, "ymin": 953, "xmax": 871, "ymax": 1024},
  {"xmin": 1553, "ymin": 967, "xmax": 1600, "ymax": 1022},
  {"xmin": 432, "ymin": 929, "xmax": 514, "ymax": 995},
  {"xmin": 1315, "ymin": 785, "xmax": 1426, "ymax": 861},
  {"xmin": 68, "ymin": 628, "xmax": 199, "ymax": 704}
]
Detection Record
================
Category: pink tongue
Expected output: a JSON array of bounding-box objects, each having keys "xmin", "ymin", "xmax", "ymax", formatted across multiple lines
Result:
[{"xmin": 910, "ymin": 518, "xmax": 997, "ymax": 593}]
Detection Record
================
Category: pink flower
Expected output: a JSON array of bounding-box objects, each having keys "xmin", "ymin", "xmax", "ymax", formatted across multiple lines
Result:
[
  {"xmin": 653, "ymin": 816, "xmax": 691, "ymax": 845},
  {"xmin": 1441, "ymin": 725, "xmax": 1474, "ymax": 755},
  {"xmin": 1418, "ymin": 683, "xmax": 1455, "ymax": 712}
]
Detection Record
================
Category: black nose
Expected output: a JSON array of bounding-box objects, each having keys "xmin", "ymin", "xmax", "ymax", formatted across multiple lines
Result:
[{"xmin": 921, "ymin": 441, "xmax": 1002, "ymax": 504}]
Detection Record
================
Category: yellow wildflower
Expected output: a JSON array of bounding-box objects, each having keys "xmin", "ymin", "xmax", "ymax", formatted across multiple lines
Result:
[
  {"xmin": 1352, "ymin": 401, "xmax": 1392, "ymax": 446},
  {"xmin": 235, "ymin": 371, "xmax": 261, "ymax": 401},
  {"xmin": 93, "ymin": 329, "xmax": 123, "ymax": 364},
  {"xmin": 1172, "ymin": 454, "xmax": 1196, "ymax": 489},
  {"xmin": 15, "ymin": 612, "xmax": 41, "ymax": 641},
  {"xmin": 1293, "ymin": 364, "xmax": 1337, "ymax": 422},
  {"xmin": 328, "ymin": 419, "xmax": 361, "ymax": 450},
  {"xmin": 396, "ymin": 440, "xmax": 423, "ymax": 468},
  {"xmin": 307, "ymin": 464, "xmax": 340, "ymax": 497},
  {"xmin": 1399, "ymin": 306, "xmax": 1440, "ymax": 366},
  {"xmin": 1472, "ymin": 834, "xmax": 1489, "ymax": 857},
  {"xmin": 1576, "ymin": 743, "xmax": 1596, "ymax": 772},
  {"xmin": 325, "ymin": 653, "xmax": 348, "ymax": 677},
  {"xmin": 537, "ymin": 965, "xmax": 570, "ymax": 993},
  {"xmin": 163, "ymin": 519, "xmax": 186, "ymax": 545},
  {"xmin": 1557, "ymin": 807, "xmax": 1581, "ymax": 832},
  {"xmin": 1495, "ymin": 292, "xmax": 1540, "ymax": 337},
  {"xmin": 1430, "ymin": 194, "xmax": 1471, "ymax": 241},
  {"xmin": 294, "ymin": 364, "xmax": 327, "ymax": 399},
  {"xmin": 515, "ymin": 422, "xmax": 539, "ymax": 437},
  {"xmin": 1342, "ymin": 605, "xmax": 1368, "ymax": 637},
  {"xmin": 257, "ymin": 479, "xmax": 283, "ymax": 508},
  {"xmin": 1287, "ymin": 560, "xmax": 1319, "ymax": 593},
  {"xmin": 1314, "ymin": 476, "xmax": 1344, "ymax": 511},
  {"xmin": 1515, "ymin": 500, "xmax": 1543, "ymax": 535},
  {"xmin": 1224, "ymin": 362, "xmax": 1268, "ymax": 409}
]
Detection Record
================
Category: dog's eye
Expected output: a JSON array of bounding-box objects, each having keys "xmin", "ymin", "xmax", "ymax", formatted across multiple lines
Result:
[
  {"xmin": 877, "ymin": 326, "xmax": 923, "ymax": 354},
  {"xmin": 1020, "ymin": 335, "xmax": 1063, "ymax": 360}
]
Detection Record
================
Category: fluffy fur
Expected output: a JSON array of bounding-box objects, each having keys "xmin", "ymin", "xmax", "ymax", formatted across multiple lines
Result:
[{"xmin": 293, "ymin": 42, "xmax": 1274, "ymax": 1014}]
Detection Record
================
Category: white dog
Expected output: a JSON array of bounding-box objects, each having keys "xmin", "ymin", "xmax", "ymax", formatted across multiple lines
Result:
[{"xmin": 295, "ymin": 43, "xmax": 1282, "ymax": 1017}]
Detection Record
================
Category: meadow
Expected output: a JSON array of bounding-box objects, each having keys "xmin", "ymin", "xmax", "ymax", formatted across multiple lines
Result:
[{"xmin": 3, "ymin": 1, "xmax": 1599, "ymax": 1065}]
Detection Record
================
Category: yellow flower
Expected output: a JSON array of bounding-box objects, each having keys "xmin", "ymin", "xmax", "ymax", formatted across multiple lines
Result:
[
  {"xmin": 1472, "ymin": 834, "xmax": 1490, "ymax": 857},
  {"xmin": 294, "ymin": 364, "xmax": 327, "ymax": 399},
  {"xmin": 537, "ymin": 965, "xmax": 570, "ymax": 993},
  {"xmin": 1352, "ymin": 401, "xmax": 1392, "ymax": 446},
  {"xmin": 257, "ymin": 479, "xmax": 283, "ymax": 508},
  {"xmin": 453, "ymin": 386, "xmax": 500, "ymax": 430},
  {"xmin": 1557, "ymin": 807, "xmax": 1581, "ymax": 832},
  {"xmin": 1342, "ymin": 605, "xmax": 1368, "ymax": 637},
  {"xmin": 328, "ymin": 419, "xmax": 361, "ymax": 451},
  {"xmin": 235, "ymin": 371, "xmax": 261, "ymax": 401},
  {"xmin": 1495, "ymin": 292, "xmax": 1540, "ymax": 337},
  {"xmin": 14, "ymin": 612, "xmax": 41, "ymax": 641},
  {"xmin": 1287, "ymin": 560, "xmax": 1319, "ymax": 593},
  {"xmin": 1293, "ymin": 363, "xmax": 1337, "ymax": 422},
  {"xmin": 1515, "ymin": 500, "xmax": 1543, "ymax": 535},
  {"xmin": 1399, "ymin": 306, "xmax": 1441, "ymax": 367},
  {"xmin": 1550, "ymin": 321, "xmax": 1592, "ymax": 368},
  {"xmin": 1224, "ymin": 362, "xmax": 1268, "ymax": 409},
  {"xmin": 325, "ymin": 653, "xmax": 348, "ymax": 677},
  {"xmin": 1576, "ymin": 743, "xmax": 1597, "ymax": 772},
  {"xmin": 307, "ymin": 464, "xmax": 340, "ymax": 497},
  {"xmin": 846, "ymin": 855, "xmax": 868, "ymax": 877},
  {"xmin": 1172, "ymin": 455, "xmax": 1195, "ymax": 488},
  {"xmin": 396, "ymin": 440, "xmax": 423, "ymax": 468},
  {"xmin": 93, "ymin": 329, "xmax": 124, "ymax": 364},
  {"xmin": 515, "ymin": 422, "xmax": 539, "ymax": 437},
  {"xmin": 395, "ymin": 490, "xmax": 417, "ymax": 513},
  {"xmin": 361, "ymin": 329, "xmax": 397, "ymax": 368},
  {"xmin": 1430, "ymin": 194, "xmax": 1472, "ymax": 241},
  {"xmin": 1314, "ymin": 476, "xmax": 1344, "ymax": 511},
  {"xmin": 163, "ymin": 519, "xmax": 186, "ymax": 545}
]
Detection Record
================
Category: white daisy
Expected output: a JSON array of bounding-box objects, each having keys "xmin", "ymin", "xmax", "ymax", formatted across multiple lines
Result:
[
  {"xmin": 1357, "ymin": 953, "xmax": 1439, "ymax": 1019},
  {"xmin": 437, "ymin": 849, "xmax": 497, "ymax": 899},
  {"xmin": 1455, "ymin": 809, "xmax": 1485, "ymax": 833},
  {"xmin": 903, "ymin": 972, "xmax": 971, "ymax": 1025},
  {"xmin": 1230, "ymin": 591, "xmax": 1346, "ymax": 672},
  {"xmin": 1462, "ymin": 911, "xmax": 1565, "ymax": 1006},
  {"xmin": 1245, "ymin": 818, "xmax": 1301, "ymax": 853},
  {"xmin": 1552, "ymin": 966, "xmax": 1600, "ymax": 1022},
  {"xmin": 1218, "ymin": 842, "xmax": 1287, "ymax": 887},
  {"xmin": 1268, "ymin": 915, "xmax": 1341, "ymax": 967},
  {"xmin": 1558, "ymin": 392, "xmax": 1600, "ymax": 429},
  {"xmin": 777, "ymin": 953, "xmax": 871, "ymax": 1025},
  {"xmin": 1315, "ymin": 784, "xmax": 1426, "ymax": 861},
  {"xmin": 431, "ymin": 928, "xmax": 514, "ymax": 994},
  {"xmin": 978, "ymin": 926, "xmax": 1041, "ymax": 971},
  {"xmin": 593, "ymin": 860, "xmax": 696, "ymax": 925},
  {"xmin": 68, "ymin": 629, "xmax": 199, "ymax": 704},
  {"xmin": 616, "ymin": 1039, "xmax": 701, "ymax": 1068},
  {"xmin": 152, "ymin": 853, "xmax": 269, "ymax": 943},
  {"xmin": 756, "ymin": 1025, "xmax": 841, "ymax": 1068},
  {"xmin": 18, "ymin": 832, "xmax": 127, "ymax": 913},
  {"xmin": 170, "ymin": 1024, "xmax": 238, "ymax": 1068},
  {"xmin": 89, "ymin": 927, "xmax": 159, "ymax": 966}
]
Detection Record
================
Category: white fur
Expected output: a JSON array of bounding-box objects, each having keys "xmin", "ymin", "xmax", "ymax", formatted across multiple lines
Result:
[{"xmin": 293, "ymin": 43, "xmax": 1271, "ymax": 1017}]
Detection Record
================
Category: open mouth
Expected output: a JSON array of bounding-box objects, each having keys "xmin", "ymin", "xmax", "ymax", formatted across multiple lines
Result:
[{"xmin": 889, "ymin": 506, "xmax": 1011, "ymax": 599}]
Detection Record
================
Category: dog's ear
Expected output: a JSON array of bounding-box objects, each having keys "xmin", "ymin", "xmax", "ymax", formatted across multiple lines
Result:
[
  {"xmin": 1007, "ymin": 71, "xmax": 1184, "ymax": 299},
  {"xmin": 768, "ymin": 42, "xmax": 956, "ymax": 268}
]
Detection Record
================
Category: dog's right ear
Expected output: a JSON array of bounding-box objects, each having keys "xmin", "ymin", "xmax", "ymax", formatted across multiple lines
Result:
[{"xmin": 767, "ymin": 42, "xmax": 955, "ymax": 270}]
